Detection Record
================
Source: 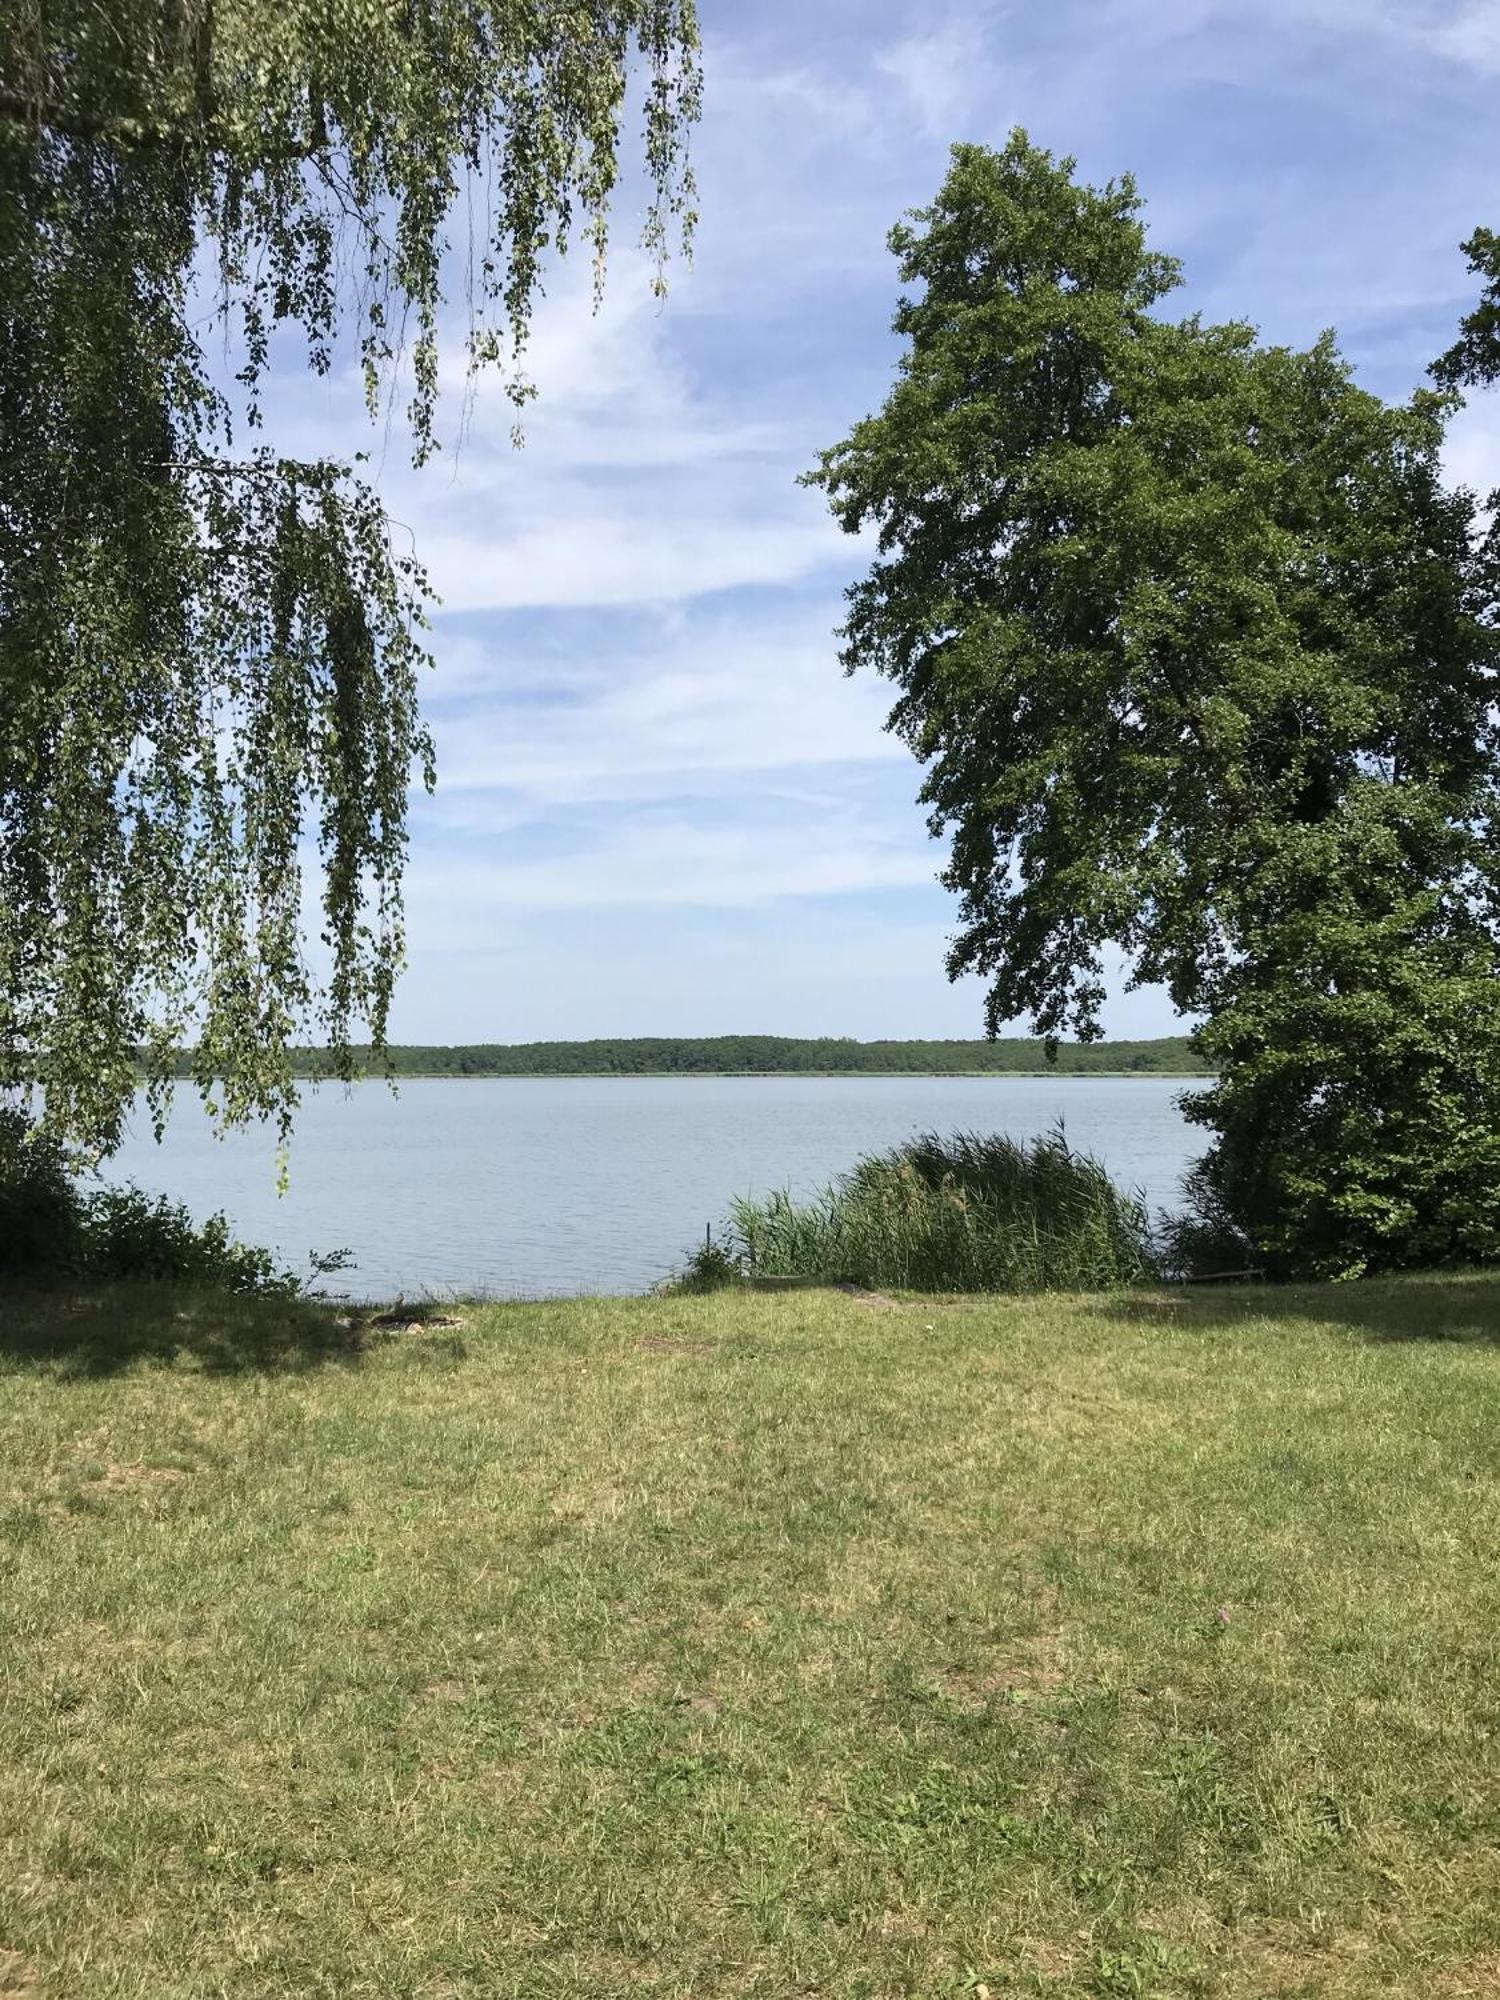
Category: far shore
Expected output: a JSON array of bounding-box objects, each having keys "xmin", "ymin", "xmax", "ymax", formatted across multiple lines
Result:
[
  {"xmin": 142, "ymin": 1034, "xmax": 1211, "ymax": 1085},
  {"xmin": 263, "ymin": 1067, "xmax": 1215, "ymax": 1082},
  {"xmin": 134, "ymin": 1067, "xmax": 1214, "ymax": 1084}
]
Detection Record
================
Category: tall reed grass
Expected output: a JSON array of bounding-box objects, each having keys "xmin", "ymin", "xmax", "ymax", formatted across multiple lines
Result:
[{"xmin": 703, "ymin": 1129, "xmax": 1156, "ymax": 1294}]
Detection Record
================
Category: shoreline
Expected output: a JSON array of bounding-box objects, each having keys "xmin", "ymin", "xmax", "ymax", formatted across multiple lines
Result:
[{"xmin": 273, "ymin": 1067, "xmax": 1216, "ymax": 1082}]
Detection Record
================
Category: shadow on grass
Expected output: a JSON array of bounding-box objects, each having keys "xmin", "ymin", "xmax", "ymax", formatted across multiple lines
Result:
[
  {"xmin": 1093, "ymin": 1270, "xmax": 1500, "ymax": 1346},
  {"xmin": 0, "ymin": 1282, "xmax": 371, "ymax": 1378}
]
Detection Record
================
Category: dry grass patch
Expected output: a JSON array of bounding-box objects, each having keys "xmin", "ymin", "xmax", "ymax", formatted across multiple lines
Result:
[{"xmin": 1431, "ymin": 1956, "xmax": 1500, "ymax": 1997}]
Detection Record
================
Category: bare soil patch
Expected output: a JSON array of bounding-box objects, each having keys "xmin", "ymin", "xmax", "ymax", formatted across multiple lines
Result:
[
  {"xmin": 0, "ymin": 1950, "xmax": 37, "ymax": 1998},
  {"xmin": 369, "ymin": 1309, "xmax": 466, "ymax": 1332}
]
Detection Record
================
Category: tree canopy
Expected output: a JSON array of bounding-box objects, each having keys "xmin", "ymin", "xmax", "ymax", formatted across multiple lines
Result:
[
  {"xmin": 810, "ymin": 135, "xmax": 1500, "ymax": 1276},
  {"xmin": 0, "ymin": 0, "xmax": 700, "ymax": 1152}
]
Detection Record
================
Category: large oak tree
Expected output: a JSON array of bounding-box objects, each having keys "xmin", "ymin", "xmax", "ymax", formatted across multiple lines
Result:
[{"xmin": 810, "ymin": 135, "xmax": 1500, "ymax": 1277}]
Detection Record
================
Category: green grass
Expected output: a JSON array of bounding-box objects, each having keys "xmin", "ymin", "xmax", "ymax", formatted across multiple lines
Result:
[{"xmin": 3, "ymin": 1275, "xmax": 1500, "ymax": 1996}]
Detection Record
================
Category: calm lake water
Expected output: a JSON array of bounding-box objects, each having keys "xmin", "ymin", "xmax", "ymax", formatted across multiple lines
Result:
[{"xmin": 107, "ymin": 1076, "xmax": 1209, "ymax": 1301}]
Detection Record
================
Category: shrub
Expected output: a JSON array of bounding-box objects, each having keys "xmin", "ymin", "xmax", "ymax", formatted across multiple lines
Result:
[
  {"xmin": 78, "ymin": 1187, "xmax": 301, "ymax": 1297},
  {"xmin": 720, "ymin": 1129, "xmax": 1157, "ymax": 1294},
  {"xmin": 1156, "ymin": 1160, "xmax": 1261, "ymax": 1282},
  {"xmin": 0, "ymin": 1102, "xmax": 303, "ymax": 1298},
  {"xmin": 667, "ymin": 1235, "xmax": 745, "ymax": 1295},
  {"xmin": 0, "ymin": 1103, "xmax": 82, "ymax": 1276},
  {"xmin": 1187, "ymin": 958, "xmax": 1500, "ymax": 1280}
]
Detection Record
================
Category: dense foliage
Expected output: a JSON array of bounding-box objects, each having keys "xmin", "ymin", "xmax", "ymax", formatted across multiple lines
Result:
[
  {"xmin": 1433, "ymin": 227, "xmax": 1500, "ymax": 391},
  {"xmin": 679, "ymin": 1129, "xmax": 1156, "ymax": 1294},
  {"xmin": 0, "ymin": 1105, "xmax": 302, "ymax": 1294},
  {"xmin": 810, "ymin": 135, "xmax": 1500, "ymax": 1279},
  {"xmin": 0, "ymin": 0, "xmax": 700, "ymax": 1155},
  {"xmin": 162, "ymin": 1033, "xmax": 1208, "ymax": 1077}
]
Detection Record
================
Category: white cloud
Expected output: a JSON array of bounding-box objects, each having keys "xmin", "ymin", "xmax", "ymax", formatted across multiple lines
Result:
[
  {"xmin": 1427, "ymin": 0, "xmax": 1500, "ymax": 69},
  {"xmin": 384, "ymin": 900, "xmax": 1000, "ymax": 1043},
  {"xmin": 1442, "ymin": 384, "xmax": 1500, "ymax": 495},
  {"xmin": 277, "ymin": 236, "xmax": 853, "ymax": 615},
  {"xmin": 404, "ymin": 816, "xmax": 938, "ymax": 932},
  {"xmin": 874, "ymin": 17, "xmax": 994, "ymax": 137},
  {"xmin": 415, "ymin": 593, "xmax": 906, "ymax": 818},
  {"xmin": 1088, "ymin": 0, "xmax": 1500, "ymax": 76},
  {"xmin": 413, "ymin": 508, "xmax": 842, "ymax": 613}
]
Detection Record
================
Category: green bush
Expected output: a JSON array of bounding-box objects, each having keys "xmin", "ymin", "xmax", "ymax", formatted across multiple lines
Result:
[
  {"xmin": 79, "ymin": 1187, "xmax": 302, "ymax": 1296},
  {"xmin": 714, "ymin": 1129, "xmax": 1157, "ymax": 1294},
  {"xmin": 1156, "ymin": 1160, "xmax": 1262, "ymax": 1282},
  {"xmin": 1188, "ymin": 950, "xmax": 1500, "ymax": 1280},
  {"xmin": 0, "ymin": 1103, "xmax": 302, "ymax": 1297},
  {"xmin": 667, "ymin": 1236, "xmax": 745, "ymax": 1295},
  {"xmin": 0, "ymin": 1104, "xmax": 82, "ymax": 1276}
]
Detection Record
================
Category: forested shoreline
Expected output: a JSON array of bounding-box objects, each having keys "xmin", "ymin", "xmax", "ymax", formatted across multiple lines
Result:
[{"xmin": 160, "ymin": 1035, "xmax": 1209, "ymax": 1079}]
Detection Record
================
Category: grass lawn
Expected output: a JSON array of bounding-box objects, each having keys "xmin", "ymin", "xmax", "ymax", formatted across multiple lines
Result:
[{"xmin": 3, "ymin": 1277, "xmax": 1500, "ymax": 1998}]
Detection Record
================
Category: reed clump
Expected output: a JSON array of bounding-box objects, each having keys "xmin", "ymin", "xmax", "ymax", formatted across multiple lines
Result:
[{"xmin": 701, "ymin": 1129, "xmax": 1156, "ymax": 1294}]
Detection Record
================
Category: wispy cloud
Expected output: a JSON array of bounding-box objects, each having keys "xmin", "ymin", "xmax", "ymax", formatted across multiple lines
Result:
[
  {"xmin": 283, "ymin": 247, "xmax": 850, "ymax": 615},
  {"xmin": 424, "ymin": 602, "xmax": 900, "ymax": 806},
  {"xmin": 1426, "ymin": 0, "xmax": 1500, "ymax": 70},
  {"xmin": 874, "ymin": 14, "xmax": 999, "ymax": 137},
  {"xmin": 406, "ymin": 813, "xmax": 938, "ymax": 928},
  {"xmin": 1442, "ymin": 384, "xmax": 1500, "ymax": 495}
]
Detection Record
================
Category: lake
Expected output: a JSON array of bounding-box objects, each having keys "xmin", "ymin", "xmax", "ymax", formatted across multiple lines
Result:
[{"xmin": 106, "ymin": 1075, "xmax": 1209, "ymax": 1301}]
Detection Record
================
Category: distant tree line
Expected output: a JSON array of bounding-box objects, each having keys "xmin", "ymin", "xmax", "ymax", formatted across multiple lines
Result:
[{"xmin": 156, "ymin": 1035, "xmax": 1208, "ymax": 1080}]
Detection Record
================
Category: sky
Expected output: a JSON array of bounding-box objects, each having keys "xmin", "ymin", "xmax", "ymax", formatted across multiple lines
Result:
[{"xmin": 285, "ymin": 0, "xmax": 1500, "ymax": 1045}]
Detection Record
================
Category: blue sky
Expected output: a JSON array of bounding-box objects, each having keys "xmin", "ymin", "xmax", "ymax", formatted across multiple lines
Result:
[{"xmin": 288, "ymin": 0, "xmax": 1500, "ymax": 1044}]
